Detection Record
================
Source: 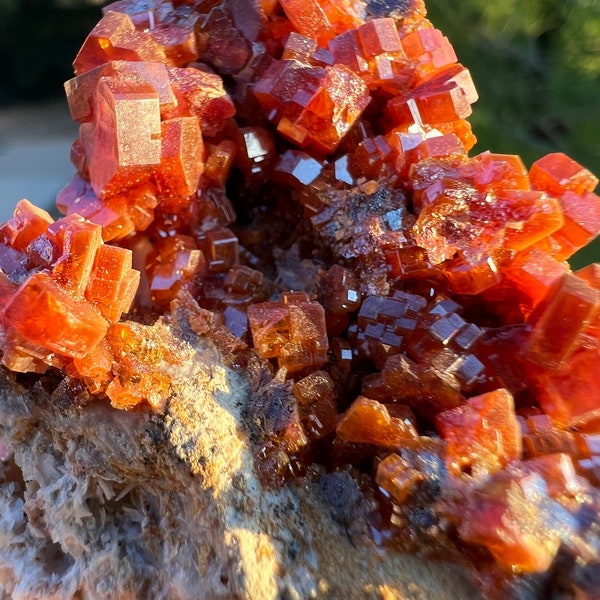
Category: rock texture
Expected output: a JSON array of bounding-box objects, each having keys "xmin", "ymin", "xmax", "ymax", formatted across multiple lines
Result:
[{"xmin": 0, "ymin": 314, "xmax": 481, "ymax": 600}]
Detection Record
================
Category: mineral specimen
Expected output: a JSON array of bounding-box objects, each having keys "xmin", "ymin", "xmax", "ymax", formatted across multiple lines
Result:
[{"xmin": 1, "ymin": 0, "xmax": 600, "ymax": 598}]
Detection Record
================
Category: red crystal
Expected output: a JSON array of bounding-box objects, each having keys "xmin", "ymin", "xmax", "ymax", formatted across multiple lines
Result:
[
  {"xmin": 86, "ymin": 244, "xmax": 140, "ymax": 322},
  {"xmin": 154, "ymin": 116, "xmax": 204, "ymax": 196},
  {"xmin": 436, "ymin": 388, "xmax": 522, "ymax": 476},
  {"xmin": 530, "ymin": 152, "xmax": 599, "ymax": 196},
  {"xmin": 89, "ymin": 76, "xmax": 162, "ymax": 197},
  {"xmin": 248, "ymin": 291, "xmax": 328, "ymax": 374},
  {"xmin": 525, "ymin": 272, "xmax": 600, "ymax": 369},
  {"xmin": 2, "ymin": 0, "xmax": 600, "ymax": 591},
  {"xmin": 49, "ymin": 214, "xmax": 103, "ymax": 296},
  {"xmin": 73, "ymin": 11, "xmax": 167, "ymax": 76},
  {"xmin": 146, "ymin": 234, "xmax": 205, "ymax": 308},
  {"xmin": 3, "ymin": 272, "xmax": 108, "ymax": 361},
  {"xmin": 65, "ymin": 60, "xmax": 177, "ymax": 124},
  {"xmin": 458, "ymin": 470, "xmax": 565, "ymax": 573},
  {"xmin": 0, "ymin": 200, "xmax": 54, "ymax": 252},
  {"xmin": 164, "ymin": 66, "xmax": 235, "ymax": 136},
  {"xmin": 279, "ymin": 0, "xmax": 363, "ymax": 47}
]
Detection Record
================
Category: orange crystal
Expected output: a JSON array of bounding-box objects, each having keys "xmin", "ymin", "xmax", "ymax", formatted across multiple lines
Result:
[
  {"xmin": 525, "ymin": 272, "xmax": 600, "ymax": 369},
  {"xmin": 65, "ymin": 60, "xmax": 177, "ymax": 124},
  {"xmin": 279, "ymin": 0, "xmax": 363, "ymax": 47},
  {"xmin": 88, "ymin": 76, "xmax": 162, "ymax": 198},
  {"xmin": 375, "ymin": 452, "xmax": 423, "ymax": 504},
  {"xmin": 436, "ymin": 388, "xmax": 522, "ymax": 476},
  {"xmin": 388, "ymin": 80, "xmax": 473, "ymax": 126},
  {"xmin": 336, "ymin": 396, "xmax": 418, "ymax": 448},
  {"xmin": 400, "ymin": 26, "xmax": 456, "ymax": 77},
  {"xmin": 458, "ymin": 470, "xmax": 565, "ymax": 573},
  {"xmin": 73, "ymin": 11, "xmax": 167, "ymax": 76},
  {"xmin": 154, "ymin": 116, "xmax": 204, "ymax": 196},
  {"xmin": 248, "ymin": 292, "xmax": 328, "ymax": 374},
  {"xmin": 3, "ymin": 272, "xmax": 108, "ymax": 361},
  {"xmin": 2, "ymin": 1, "xmax": 600, "ymax": 592},
  {"xmin": 0, "ymin": 202, "xmax": 139, "ymax": 377},
  {"xmin": 530, "ymin": 152, "xmax": 599, "ymax": 197},
  {"xmin": 85, "ymin": 244, "xmax": 140, "ymax": 322},
  {"xmin": 0, "ymin": 200, "xmax": 54, "ymax": 252}
]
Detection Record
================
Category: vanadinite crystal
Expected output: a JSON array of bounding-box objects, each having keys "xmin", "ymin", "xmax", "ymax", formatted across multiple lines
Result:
[{"xmin": 3, "ymin": 0, "xmax": 600, "ymax": 596}]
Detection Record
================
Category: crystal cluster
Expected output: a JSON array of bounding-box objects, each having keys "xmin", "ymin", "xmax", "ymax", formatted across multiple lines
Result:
[{"xmin": 2, "ymin": 0, "xmax": 600, "ymax": 594}]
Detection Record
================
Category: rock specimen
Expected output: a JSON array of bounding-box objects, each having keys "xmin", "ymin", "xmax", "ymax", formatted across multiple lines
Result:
[
  {"xmin": 0, "ymin": 307, "xmax": 483, "ymax": 599},
  {"xmin": 1, "ymin": 0, "xmax": 600, "ymax": 598}
]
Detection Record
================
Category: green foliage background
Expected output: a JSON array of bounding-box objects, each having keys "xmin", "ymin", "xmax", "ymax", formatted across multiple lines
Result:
[{"xmin": 0, "ymin": 0, "xmax": 599, "ymax": 262}]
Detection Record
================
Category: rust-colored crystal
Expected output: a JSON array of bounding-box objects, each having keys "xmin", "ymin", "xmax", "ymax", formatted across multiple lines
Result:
[{"xmin": 2, "ymin": 0, "xmax": 600, "ymax": 591}]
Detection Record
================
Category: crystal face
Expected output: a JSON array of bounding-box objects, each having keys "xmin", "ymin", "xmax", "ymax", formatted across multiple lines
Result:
[{"xmin": 2, "ymin": 0, "xmax": 600, "ymax": 594}]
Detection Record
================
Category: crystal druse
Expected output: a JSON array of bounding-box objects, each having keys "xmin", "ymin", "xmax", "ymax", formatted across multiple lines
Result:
[{"xmin": 1, "ymin": 1, "xmax": 600, "ymax": 597}]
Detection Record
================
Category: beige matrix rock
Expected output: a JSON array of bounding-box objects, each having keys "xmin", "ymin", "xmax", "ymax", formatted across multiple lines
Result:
[{"xmin": 0, "ymin": 310, "xmax": 481, "ymax": 599}]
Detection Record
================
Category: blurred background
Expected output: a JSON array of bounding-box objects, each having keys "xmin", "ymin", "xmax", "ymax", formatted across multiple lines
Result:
[{"xmin": 0, "ymin": 0, "xmax": 599, "ymax": 264}]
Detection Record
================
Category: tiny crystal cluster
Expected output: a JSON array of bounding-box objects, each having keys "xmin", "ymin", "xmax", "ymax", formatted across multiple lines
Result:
[{"xmin": 2, "ymin": 0, "xmax": 600, "ymax": 593}]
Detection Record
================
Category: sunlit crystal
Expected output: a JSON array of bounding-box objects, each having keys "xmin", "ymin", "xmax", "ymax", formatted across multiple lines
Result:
[{"xmin": 1, "ymin": 0, "xmax": 600, "ymax": 590}]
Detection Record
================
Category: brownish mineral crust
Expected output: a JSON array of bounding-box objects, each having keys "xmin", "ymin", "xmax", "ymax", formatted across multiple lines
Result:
[{"xmin": 1, "ymin": 0, "xmax": 600, "ymax": 598}]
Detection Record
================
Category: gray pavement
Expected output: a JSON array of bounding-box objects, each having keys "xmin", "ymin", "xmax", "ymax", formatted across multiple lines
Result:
[{"xmin": 0, "ymin": 100, "xmax": 77, "ymax": 222}]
